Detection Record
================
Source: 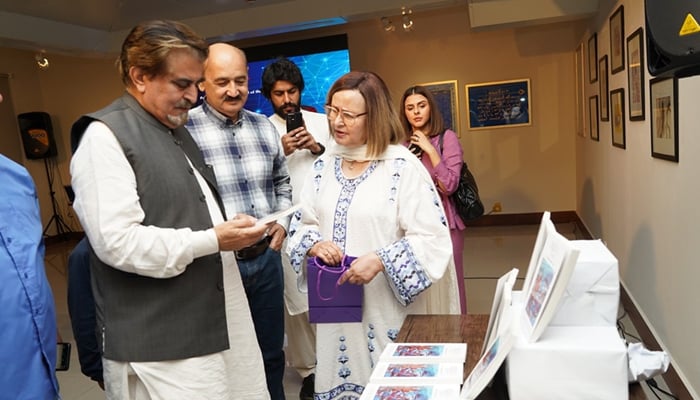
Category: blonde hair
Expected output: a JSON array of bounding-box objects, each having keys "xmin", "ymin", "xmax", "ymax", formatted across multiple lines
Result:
[{"xmin": 326, "ymin": 71, "xmax": 403, "ymax": 158}]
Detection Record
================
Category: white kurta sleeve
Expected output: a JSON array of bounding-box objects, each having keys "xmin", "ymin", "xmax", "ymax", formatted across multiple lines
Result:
[
  {"xmin": 70, "ymin": 121, "xmax": 220, "ymax": 278},
  {"xmin": 377, "ymin": 159, "xmax": 453, "ymax": 306}
]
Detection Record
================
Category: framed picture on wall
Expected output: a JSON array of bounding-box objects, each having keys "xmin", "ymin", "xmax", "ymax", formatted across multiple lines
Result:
[
  {"xmin": 575, "ymin": 43, "xmax": 586, "ymax": 137},
  {"xmin": 466, "ymin": 79, "xmax": 531, "ymax": 130},
  {"xmin": 610, "ymin": 88, "xmax": 626, "ymax": 149},
  {"xmin": 588, "ymin": 33, "xmax": 598, "ymax": 83},
  {"xmin": 609, "ymin": 5, "xmax": 625, "ymax": 74},
  {"xmin": 589, "ymin": 95, "xmax": 599, "ymax": 141},
  {"xmin": 626, "ymin": 27, "xmax": 645, "ymax": 121},
  {"xmin": 599, "ymin": 55, "xmax": 609, "ymax": 121},
  {"xmin": 419, "ymin": 80, "xmax": 460, "ymax": 135},
  {"xmin": 650, "ymin": 76, "xmax": 679, "ymax": 162}
]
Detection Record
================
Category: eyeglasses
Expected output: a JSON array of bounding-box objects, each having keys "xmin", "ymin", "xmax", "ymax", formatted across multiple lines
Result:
[{"xmin": 323, "ymin": 105, "xmax": 367, "ymax": 127}]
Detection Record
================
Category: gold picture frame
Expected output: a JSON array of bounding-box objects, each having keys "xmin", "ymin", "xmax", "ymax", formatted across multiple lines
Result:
[{"xmin": 419, "ymin": 80, "xmax": 460, "ymax": 135}]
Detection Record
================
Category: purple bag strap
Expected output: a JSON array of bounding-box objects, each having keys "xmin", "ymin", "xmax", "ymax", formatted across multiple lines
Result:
[{"xmin": 314, "ymin": 255, "xmax": 353, "ymax": 301}]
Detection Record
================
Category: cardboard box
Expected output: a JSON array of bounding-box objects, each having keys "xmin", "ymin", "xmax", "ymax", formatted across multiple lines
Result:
[
  {"xmin": 506, "ymin": 326, "xmax": 628, "ymax": 400},
  {"xmin": 549, "ymin": 239, "xmax": 619, "ymax": 326}
]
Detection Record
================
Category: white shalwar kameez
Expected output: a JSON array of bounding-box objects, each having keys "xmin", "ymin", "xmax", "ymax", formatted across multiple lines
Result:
[
  {"xmin": 71, "ymin": 122, "xmax": 270, "ymax": 400},
  {"xmin": 286, "ymin": 144, "xmax": 460, "ymax": 399}
]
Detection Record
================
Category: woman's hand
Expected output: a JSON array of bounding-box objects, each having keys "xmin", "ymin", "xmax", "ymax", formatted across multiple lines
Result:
[
  {"xmin": 410, "ymin": 130, "xmax": 435, "ymax": 155},
  {"xmin": 309, "ymin": 240, "xmax": 343, "ymax": 265},
  {"xmin": 338, "ymin": 252, "xmax": 384, "ymax": 285}
]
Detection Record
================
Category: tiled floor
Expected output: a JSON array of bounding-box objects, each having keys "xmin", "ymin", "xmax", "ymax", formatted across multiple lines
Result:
[{"xmin": 45, "ymin": 223, "xmax": 662, "ymax": 399}]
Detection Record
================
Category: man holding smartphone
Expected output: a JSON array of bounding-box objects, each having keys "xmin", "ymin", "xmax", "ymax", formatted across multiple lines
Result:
[{"xmin": 262, "ymin": 57, "xmax": 330, "ymax": 400}]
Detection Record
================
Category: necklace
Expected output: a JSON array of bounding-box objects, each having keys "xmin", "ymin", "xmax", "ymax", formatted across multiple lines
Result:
[{"xmin": 344, "ymin": 159, "xmax": 368, "ymax": 170}]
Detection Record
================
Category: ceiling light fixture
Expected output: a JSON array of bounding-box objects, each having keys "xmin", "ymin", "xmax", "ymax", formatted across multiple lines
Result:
[
  {"xmin": 35, "ymin": 53, "xmax": 49, "ymax": 70},
  {"xmin": 381, "ymin": 17, "xmax": 396, "ymax": 32},
  {"xmin": 401, "ymin": 7, "xmax": 414, "ymax": 32}
]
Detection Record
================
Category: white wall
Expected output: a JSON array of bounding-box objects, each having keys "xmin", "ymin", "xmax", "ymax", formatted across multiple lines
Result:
[{"xmin": 578, "ymin": 0, "xmax": 700, "ymax": 396}]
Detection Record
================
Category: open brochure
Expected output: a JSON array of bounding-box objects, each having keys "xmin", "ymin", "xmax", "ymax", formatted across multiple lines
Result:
[{"xmin": 255, "ymin": 204, "xmax": 302, "ymax": 225}]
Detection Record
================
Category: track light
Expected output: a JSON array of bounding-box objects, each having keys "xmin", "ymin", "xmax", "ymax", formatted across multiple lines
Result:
[
  {"xmin": 381, "ymin": 17, "xmax": 395, "ymax": 32},
  {"xmin": 35, "ymin": 53, "xmax": 49, "ymax": 70},
  {"xmin": 402, "ymin": 7, "xmax": 414, "ymax": 32}
]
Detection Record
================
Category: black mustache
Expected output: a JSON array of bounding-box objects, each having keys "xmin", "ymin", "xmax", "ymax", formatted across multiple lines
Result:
[{"xmin": 225, "ymin": 95, "xmax": 242, "ymax": 102}]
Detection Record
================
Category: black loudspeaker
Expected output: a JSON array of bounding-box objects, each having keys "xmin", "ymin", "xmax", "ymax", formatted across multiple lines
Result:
[
  {"xmin": 17, "ymin": 111, "xmax": 58, "ymax": 159},
  {"xmin": 646, "ymin": 1, "xmax": 700, "ymax": 77}
]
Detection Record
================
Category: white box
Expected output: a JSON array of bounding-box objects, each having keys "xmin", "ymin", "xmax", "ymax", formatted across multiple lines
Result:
[
  {"xmin": 369, "ymin": 361, "xmax": 464, "ymax": 385},
  {"xmin": 549, "ymin": 239, "xmax": 620, "ymax": 326},
  {"xmin": 506, "ymin": 326, "xmax": 628, "ymax": 400},
  {"xmin": 360, "ymin": 383, "xmax": 460, "ymax": 400},
  {"xmin": 379, "ymin": 343, "xmax": 467, "ymax": 364}
]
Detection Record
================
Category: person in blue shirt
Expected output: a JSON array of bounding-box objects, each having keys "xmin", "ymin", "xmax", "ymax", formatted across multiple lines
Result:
[{"xmin": 0, "ymin": 97, "xmax": 61, "ymax": 398}]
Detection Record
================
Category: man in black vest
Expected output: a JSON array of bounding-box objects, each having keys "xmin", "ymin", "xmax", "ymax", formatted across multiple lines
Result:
[{"xmin": 70, "ymin": 20, "xmax": 271, "ymax": 399}]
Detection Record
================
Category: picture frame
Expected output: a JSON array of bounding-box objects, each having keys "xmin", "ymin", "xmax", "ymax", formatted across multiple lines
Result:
[
  {"xmin": 466, "ymin": 78, "xmax": 531, "ymax": 130},
  {"xmin": 588, "ymin": 33, "xmax": 598, "ymax": 83},
  {"xmin": 626, "ymin": 27, "xmax": 645, "ymax": 121},
  {"xmin": 610, "ymin": 88, "xmax": 626, "ymax": 149},
  {"xmin": 609, "ymin": 5, "xmax": 625, "ymax": 74},
  {"xmin": 419, "ymin": 80, "xmax": 460, "ymax": 135},
  {"xmin": 650, "ymin": 76, "xmax": 679, "ymax": 162},
  {"xmin": 575, "ymin": 42, "xmax": 586, "ymax": 137},
  {"xmin": 599, "ymin": 55, "xmax": 609, "ymax": 121},
  {"xmin": 589, "ymin": 95, "xmax": 599, "ymax": 141}
]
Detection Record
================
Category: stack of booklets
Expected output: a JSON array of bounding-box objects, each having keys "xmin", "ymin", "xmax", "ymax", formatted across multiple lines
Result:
[{"xmin": 360, "ymin": 343, "xmax": 467, "ymax": 400}]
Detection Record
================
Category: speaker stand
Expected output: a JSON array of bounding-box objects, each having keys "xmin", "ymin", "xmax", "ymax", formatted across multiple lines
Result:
[{"xmin": 42, "ymin": 157, "xmax": 73, "ymax": 238}]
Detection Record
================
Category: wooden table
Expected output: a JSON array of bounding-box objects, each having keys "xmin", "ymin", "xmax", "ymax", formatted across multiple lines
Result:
[{"xmin": 396, "ymin": 314, "xmax": 647, "ymax": 399}]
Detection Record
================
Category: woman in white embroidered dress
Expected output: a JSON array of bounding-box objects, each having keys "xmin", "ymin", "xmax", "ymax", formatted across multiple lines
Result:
[{"xmin": 286, "ymin": 71, "xmax": 459, "ymax": 399}]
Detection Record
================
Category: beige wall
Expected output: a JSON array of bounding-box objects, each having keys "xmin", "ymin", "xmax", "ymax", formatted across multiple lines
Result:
[
  {"xmin": 578, "ymin": 0, "xmax": 699, "ymax": 396},
  {"xmin": 0, "ymin": 49, "xmax": 120, "ymax": 232}
]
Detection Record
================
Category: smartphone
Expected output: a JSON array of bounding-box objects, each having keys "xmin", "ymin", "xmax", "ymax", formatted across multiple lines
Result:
[
  {"xmin": 56, "ymin": 342, "xmax": 71, "ymax": 371},
  {"xmin": 408, "ymin": 143, "xmax": 423, "ymax": 157},
  {"xmin": 286, "ymin": 111, "xmax": 304, "ymax": 132}
]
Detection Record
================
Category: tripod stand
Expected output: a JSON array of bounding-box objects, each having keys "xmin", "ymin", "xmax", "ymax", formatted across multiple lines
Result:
[{"xmin": 42, "ymin": 156, "xmax": 72, "ymax": 238}]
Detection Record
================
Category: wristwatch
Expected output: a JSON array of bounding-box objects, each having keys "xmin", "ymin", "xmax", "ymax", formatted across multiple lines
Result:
[{"xmin": 310, "ymin": 142, "xmax": 326, "ymax": 156}]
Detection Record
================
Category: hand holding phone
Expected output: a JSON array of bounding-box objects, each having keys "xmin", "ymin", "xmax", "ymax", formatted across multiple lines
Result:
[{"xmin": 286, "ymin": 111, "xmax": 304, "ymax": 133}]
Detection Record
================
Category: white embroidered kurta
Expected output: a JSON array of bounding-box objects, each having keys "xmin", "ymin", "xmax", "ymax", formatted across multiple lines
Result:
[
  {"xmin": 286, "ymin": 144, "xmax": 459, "ymax": 399},
  {"xmin": 71, "ymin": 122, "xmax": 270, "ymax": 400},
  {"xmin": 269, "ymin": 109, "xmax": 332, "ymax": 315}
]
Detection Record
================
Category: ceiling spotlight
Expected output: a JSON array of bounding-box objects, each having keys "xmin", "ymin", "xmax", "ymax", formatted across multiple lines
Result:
[
  {"xmin": 401, "ymin": 7, "xmax": 414, "ymax": 32},
  {"xmin": 35, "ymin": 53, "xmax": 49, "ymax": 70},
  {"xmin": 381, "ymin": 17, "xmax": 395, "ymax": 32}
]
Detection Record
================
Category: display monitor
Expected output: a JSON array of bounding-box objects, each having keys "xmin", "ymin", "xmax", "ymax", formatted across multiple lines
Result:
[{"xmin": 242, "ymin": 34, "xmax": 351, "ymax": 116}]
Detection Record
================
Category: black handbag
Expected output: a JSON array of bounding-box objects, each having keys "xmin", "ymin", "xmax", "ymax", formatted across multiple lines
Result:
[{"xmin": 438, "ymin": 132, "xmax": 484, "ymax": 222}]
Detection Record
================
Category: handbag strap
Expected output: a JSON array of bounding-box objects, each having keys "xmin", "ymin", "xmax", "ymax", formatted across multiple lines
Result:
[{"xmin": 314, "ymin": 255, "xmax": 352, "ymax": 301}]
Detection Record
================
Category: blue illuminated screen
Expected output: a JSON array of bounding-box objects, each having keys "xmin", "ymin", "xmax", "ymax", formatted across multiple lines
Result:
[
  {"xmin": 240, "ymin": 35, "xmax": 350, "ymax": 116},
  {"xmin": 245, "ymin": 50, "xmax": 350, "ymax": 116}
]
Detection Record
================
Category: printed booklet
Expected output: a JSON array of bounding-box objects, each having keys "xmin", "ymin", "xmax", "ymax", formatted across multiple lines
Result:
[
  {"xmin": 379, "ymin": 343, "xmax": 467, "ymax": 364},
  {"xmin": 360, "ymin": 383, "xmax": 460, "ymax": 400},
  {"xmin": 369, "ymin": 362, "xmax": 464, "ymax": 385}
]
